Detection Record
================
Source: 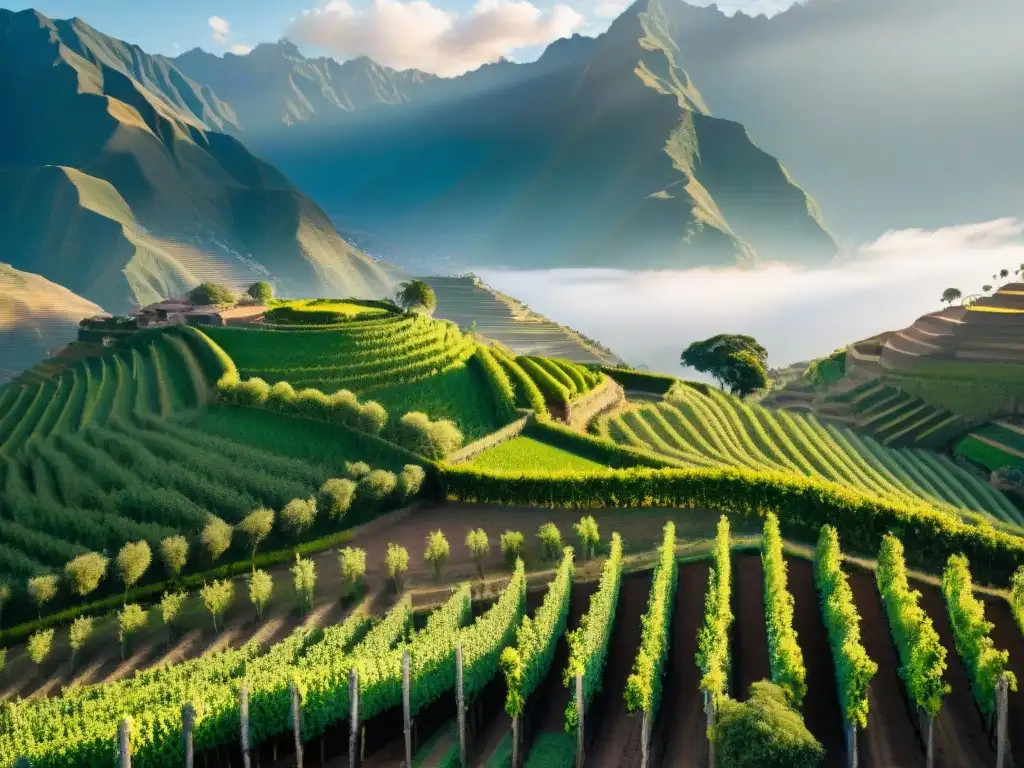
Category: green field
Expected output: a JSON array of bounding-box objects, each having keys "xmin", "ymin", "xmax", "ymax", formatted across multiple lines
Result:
[
  {"xmin": 827, "ymin": 381, "xmax": 967, "ymax": 447},
  {"xmin": 956, "ymin": 421, "xmax": 1024, "ymax": 472},
  {"xmin": 596, "ymin": 384, "xmax": 1024, "ymax": 528},
  {"xmin": 468, "ymin": 435, "xmax": 612, "ymax": 473}
]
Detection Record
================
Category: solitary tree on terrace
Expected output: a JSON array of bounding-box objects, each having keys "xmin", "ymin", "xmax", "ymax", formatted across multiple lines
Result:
[
  {"xmin": 65, "ymin": 552, "xmax": 109, "ymax": 603},
  {"xmin": 941, "ymin": 287, "xmax": 962, "ymax": 306},
  {"xmin": 466, "ymin": 529, "xmax": 490, "ymax": 579},
  {"xmin": 159, "ymin": 536, "xmax": 189, "ymax": 582},
  {"xmin": 339, "ymin": 547, "xmax": 367, "ymax": 598},
  {"xmin": 238, "ymin": 507, "xmax": 275, "ymax": 565},
  {"xmin": 248, "ymin": 569, "xmax": 273, "ymax": 623},
  {"xmin": 201, "ymin": 517, "xmax": 234, "ymax": 563},
  {"xmin": 425, "ymin": 530, "xmax": 450, "ymax": 582},
  {"xmin": 27, "ymin": 574, "xmax": 58, "ymax": 619},
  {"xmin": 160, "ymin": 591, "xmax": 187, "ymax": 641},
  {"xmin": 574, "ymin": 516, "xmax": 600, "ymax": 560},
  {"xmin": 681, "ymin": 334, "xmax": 770, "ymax": 398},
  {"xmin": 501, "ymin": 530, "xmax": 525, "ymax": 569},
  {"xmin": 537, "ymin": 523, "xmax": 563, "ymax": 562},
  {"xmin": 117, "ymin": 541, "xmax": 152, "ymax": 604},
  {"xmin": 118, "ymin": 603, "xmax": 148, "ymax": 660},
  {"xmin": 247, "ymin": 281, "xmax": 274, "ymax": 303},
  {"xmin": 200, "ymin": 579, "xmax": 235, "ymax": 632},
  {"xmin": 68, "ymin": 616, "xmax": 94, "ymax": 670},
  {"xmin": 386, "ymin": 543, "xmax": 410, "ymax": 593},
  {"xmin": 27, "ymin": 629, "xmax": 55, "ymax": 670},
  {"xmin": 395, "ymin": 280, "xmax": 437, "ymax": 314}
]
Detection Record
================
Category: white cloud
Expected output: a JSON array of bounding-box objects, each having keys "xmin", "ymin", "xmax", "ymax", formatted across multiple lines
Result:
[
  {"xmin": 593, "ymin": 0, "xmax": 629, "ymax": 18},
  {"xmin": 208, "ymin": 16, "xmax": 231, "ymax": 43},
  {"xmin": 286, "ymin": 0, "xmax": 584, "ymax": 76},
  {"xmin": 473, "ymin": 219, "xmax": 1024, "ymax": 374},
  {"xmin": 230, "ymin": 44, "xmax": 254, "ymax": 55}
]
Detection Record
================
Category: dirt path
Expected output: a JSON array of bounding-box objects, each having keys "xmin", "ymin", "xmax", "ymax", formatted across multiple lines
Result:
[
  {"xmin": 916, "ymin": 582, "xmax": 996, "ymax": 768},
  {"xmin": 652, "ymin": 562, "xmax": 709, "ymax": 768},
  {"xmin": 847, "ymin": 568, "xmax": 926, "ymax": 768},
  {"xmin": 787, "ymin": 557, "xmax": 847, "ymax": 767},
  {"xmin": 730, "ymin": 553, "xmax": 770, "ymax": 698},
  {"xmin": 584, "ymin": 571, "xmax": 653, "ymax": 768},
  {"xmin": 985, "ymin": 596, "xmax": 1023, "ymax": 768}
]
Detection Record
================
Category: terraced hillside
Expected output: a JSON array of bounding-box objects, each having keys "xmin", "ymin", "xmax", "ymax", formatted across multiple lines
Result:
[
  {"xmin": 0, "ymin": 265, "xmax": 104, "ymax": 384},
  {"xmin": 595, "ymin": 383, "xmax": 1023, "ymax": 528},
  {"xmin": 423, "ymin": 276, "xmax": 623, "ymax": 365},
  {"xmin": 826, "ymin": 381, "xmax": 968, "ymax": 448},
  {"xmin": 956, "ymin": 421, "xmax": 1024, "ymax": 472}
]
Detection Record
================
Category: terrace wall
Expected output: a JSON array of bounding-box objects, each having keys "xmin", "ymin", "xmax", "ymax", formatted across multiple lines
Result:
[
  {"xmin": 446, "ymin": 414, "xmax": 531, "ymax": 464},
  {"xmin": 566, "ymin": 378, "xmax": 625, "ymax": 430}
]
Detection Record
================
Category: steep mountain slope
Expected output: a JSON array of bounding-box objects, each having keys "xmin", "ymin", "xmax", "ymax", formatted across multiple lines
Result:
[
  {"xmin": 0, "ymin": 9, "xmax": 397, "ymax": 314},
  {"xmin": 646, "ymin": 0, "xmax": 1024, "ymax": 239},
  {"xmin": 0, "ymin": 264, "xmax": 103, "ymax": 383},
  {"xmin": 184, "ymin": 5, "xmax": 836, "ymax": 270}
]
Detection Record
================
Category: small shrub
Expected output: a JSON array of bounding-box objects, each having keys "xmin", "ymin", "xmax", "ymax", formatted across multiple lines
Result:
[
  {"xmin": 339, "ymin": 547, "xmax": 367, "ymax": 596},
  {"xmin": 425, "ymin": 530, "xmax": 450, "ymax": 582},
  {"xmin": 201, "ymin": 517, "xmax": 233, "ymax": 562},
  {"xmin": 65, "ymin": 552, "xmax": 109, "ymax": 600},
  {"xmin": 328, "ymin": 389, "xmax": 361, "ymax": 425},
  {"xmin": 188, "ymin": 282, "xmax": 236, "ymax": 306},
  {"xmin": 466, "ymin": 529, "xmax": 490, "ymax": 578},
  {"xmin": 319, "ymin": 478, "xmax": 357, "ymax": 520},
  {"xmin": 293, "ymin": 388, "xmax": 331, "ymax": 419},
  {"xmin": 118, "ymin": 604, "xmax": 148, "ymax": 659},
  {"xmin": 233, "ymin": 378, "xmax": 271, "ymax": 406},
  {"xmin": 709, "ymin": 681, "xmax": 824, "ymax": 768},
  {"xmin": 356, "ymin": 401, "xmax": 388, "ymax": 434},
  {"xmin": 501, "ymin": 530, "xmax": 525, "ymax": 568},
  {"xmin": 247, "ymin": 281, "xmax": 273, "ymax": 303},
  {"xmin": 116, "ymin": 541, "xmax": 152, "ymax": 600},
  {"xmin": 267, "ymin": 381, "xmax": 296, "ymax": 409},
  {"xmin": 359, "ymin": 469, "xmax": 398, "ymax": 504},
  {"xmin": 398, "ymin": 464, "xmax": 426, "ymax": 499},
  {"xmin": 281, "ymin": 498, "xmax": 317, "ymax": 537},
  {"xmin": 574, "ymin": 516, "xmax": 600, "ymax": 560},
  {"xmin": 537, "ymin": 523, "xmax": 562, "ymax": 561},
  {"xmin": 291, "ymin": 554, "xmax": 316, "ymax": 616},
  {"xmin": 200, "ymin": 579, "xmax": 235, "ymax": 631},
  {"xmin": 238, "ymin": 508, "xmax": 275, "ymax": 562},
  {"xmin": 160, "ymin": 591, "xmax": 187, "ymax": 638},
  {"xmin": 27, "ymin": 628, "xmax": 55, "ymax": 667},
  {"xmin": 68, "ymin": 616, "xmax": 94, "ymax": 668},
  {"xmin": 159, "ymin": 536, "xmax": 189, "ymax": 580},
  {"xmin": 396, "ymin": 412, "xmax": 464, "ymax": 459},
  {"xmin": 345, "ymin": 461, "xmax": 372, "ymax": 480},
  {"xmin": 27, "ymin": 574, "xmax": 58, "ymax": 618}
]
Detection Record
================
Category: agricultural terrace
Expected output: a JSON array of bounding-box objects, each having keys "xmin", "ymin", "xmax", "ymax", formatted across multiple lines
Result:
[
  {"xmin": 594, "ymin": 380, "xmax": 1024, "ymax": 529},
  {"xmin": 826, "ymin": 381, "xmax": 967, "ymax": 448},
  {"xmin": 263, "ymin": 298, "xmax": 391, "ymax": 324},
  {"xmin": 423, "ymin": 275, "xmax": 623, "ymax": 365},
  {"xmin": 2, "ymin": 507, "xmax": 1021, "ymax": 768},
  {"xmin": 956, "ymin": 420, "xmax": 1024, "ymax": 472}
]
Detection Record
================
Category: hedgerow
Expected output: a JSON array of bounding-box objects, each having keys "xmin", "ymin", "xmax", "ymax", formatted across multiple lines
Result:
[
  {"xmin": 437, "ymin": 464, "xmax": 1024, "ymax": 583},
  {"xmin": 518, "ymin": 357, "xmax": 571, "ymax": 409},
  {"xmin": 940, "ymin": 554, "xmax": 1018, "ymax": 716},
  {"xmin": 761, "ymin": 514, "xmax": 807, "ymax": 707},
  {"xmin": 501, "ymin": 547, "xmax": 575, "ymax": 717},
  {"xmin": 492, "ymin": 348, "xmax": 548, "ymax": 416},
  {"xmin": 529, "ymin": 357, "xmax": 578, "ymax": 396},
  {"xmin": 813, "ymin": 526, "xmax": 877, "ymax": 729},
  {"xmin": 599, "ymin": 367, "xmax": 678, "ymax": 395},
  {"xmin": 876, "ymin": 534, "xmax": 949, "ymax": 717},
  {"xmin": 474, "ymin": 346, "xmax": 518, "ymax": 422},
  {"xmin": 564, "ymin": 532, "xmax": 623, "ymax": 730},
  {"xmin": 696, "ymin": 516, "xmax": 732, "ymax": 702},
  {"xmin": 624, "ymin": 522, "xmax": 677, "ymax": 717},
  {"xmin": 460, "ymin": 559, "xmax": 527, "ymax": 699}
]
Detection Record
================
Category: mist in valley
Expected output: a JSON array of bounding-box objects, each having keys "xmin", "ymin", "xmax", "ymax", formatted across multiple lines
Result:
[{"xmin": 474, "ymin": 218, "xmax": 1024, "ymax": 376}]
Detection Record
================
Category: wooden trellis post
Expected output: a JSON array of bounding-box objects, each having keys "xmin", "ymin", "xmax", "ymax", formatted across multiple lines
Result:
[
  {"xmin": 574, "ymin": 674, "xmax": 585, "ymax": 768},
  {"xmin": 290, "ymin": 680, "xmax": 304, "ymax": 768},
  {"xmin": 118, "ymin": 718, "xmax": 132, "ymax": 768},
  {"xmin": 349, "ymin": 667, "xmax": 360, "ymax": 768},
  {"xmin": 919, "ymin": 709, "xmax": 934, "ymax": 768},
  {"xmin": 845, "ymin": 721, "xmax": 858, "ymax": 768},
  {"xmin": 995, "ymin": 674, "xmax": 1009, "ymax": 768},
  {"xmin": 182, "ymin": 703, "xmax": 195, "ymax": 768},
  {"xmin": 240, "ymin": 682, "xmax": 251, "ymax": 768},
  {"xmin": 511, "ymin": 714, "xmax": 521, "ymax": 768},
  {"xmin": 403, "ymin": 650, "xmax": 413, "ymax": 768},
  {"xmin": 639, "ymin": 709, "xmax": 650, "ymax": 768},
  {"xmin": 704, "ymin": 691, "xmax": 716, "ymax": 768},
  {"xmin": 456, "ymin": 646, "xmax": 467, "ymax": 767}
]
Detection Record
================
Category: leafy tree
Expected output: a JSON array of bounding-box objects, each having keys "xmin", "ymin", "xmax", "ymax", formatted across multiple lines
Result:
[
  {"xmin": 159, "ymin": 591, "xmax": 187, "ymax": 641},
  {"xmin": 159, "ymin": 536, "xmax": 189, "ymax": 581},
  {"xmin": 501, "ymin": 530, "xmax": 525, "ymax": 569},
  {"xmin": 248, "ymin": 569, "xmax": 273, "ymax": 623},
  {"xmin": 983, "ymin": 284, "xmax": 994, "ymax": 293},
  {"xmin": 356, "ymin": 401, "xmax": 388, "ymax": 434},
  {"xmin": 1000, "ymin": 269, "xmax": 1010, "ymax": 281},
  {"xmin": 291, "ymin": 555, "xmax": 317, "ymax": 616},
  {"xmin": 537, "ymin": 523, "xmax": 563, "ymax": 562},
  {"xmin": 27, "ymin": 574, "xmax": 58, "ymax": 619},
  {"xmin": 398, "ymin": 464, "xmax": 427, "ymax": 498},
  {"xmin": 386, "ymin": 543, "xmax": 409, "ymax": 593},
  {"xmin": 247, "ymin": 281, "xmax": 274, "ymax": 303},
  {"xmin": 118, "ymin": 604, "xmax": 148, "ymax": 660},
  {"xmin": 395, "ymin": 279, "xmax": 437, "ymax": 313},
  {"xmin": 116, "ymin": 541, "xmax": 152, "ymax": 603},
  {"xmin": 200, "ymin": 579, "xmax": 235, "ymax": 632},
  {"xmin": 65, "ymin": 552, "xmax": 109, "ymax": 602},
  {"xmin": 238, "ymin": 508, "xmax": 275, "ymax": 564},
  {"xmin": 201, "ymin": 517, "xmax": 233, "ymax": 562},
  {"xmin": 803, "ymin": 349, "xmax": 846, "ymax": 390},
  {"xmin": 27, "ymin": 628, "xmax": 55, "ymax": 668},
  {"xmin": 466, "ymin": 528, "xmax": 490, "ymax": 579},
  {"xmin": 0, "ymin": 582, "xmax": 9, "ymax": 628},
  {"xmin": 425, "ymin": 530, "xmax": 451, "ymax": 582},
  {"xmin": 319, "ymin": 478, "xmax": 357, "ymax": 520},
  {"xmin": 941, "ymin": 287, "xmax": 962, "ymax": 306},
  {"xmin": 709, "ymin": 681, "xmax": 824, "ymax": 768},
  {"xmin": 681, "ymin": 334, "xmax": 770, "ymax": 397},
  {"xmin": 68, "ymin": 616, "xmax": 94, "ymax": 669},
  {"xmin": 339, "ymin": 547, "xmax": 367, "ymax": 597},
  {"xmin": 281, "ymin": 498, "xmax": 317, "ymax": 537},
  {"xmin": 573, "ymin": 516, "xmax": 600, "ymax": 560},
  {"xmin": 188, "ymin": 282, "xmax": 236, "ymax": 306}
]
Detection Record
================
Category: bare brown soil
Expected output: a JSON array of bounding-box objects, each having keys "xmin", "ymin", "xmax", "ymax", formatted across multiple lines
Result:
[
  {"xmin": 583, "ymin": 571, "xmax": 653, "ymax": 768},
  {"xmin": 985, "ymin": 597, "xmax": 1023, "ymax": 768},
  {"xmin": 730, "ymin": 554, "xmax": 770, "ymax": 697},
  {"xmin": 651, "ymin": 562, "xmax": 709, "ymax": 768},
  {"xmin": 786, "ymin": 557, "xmax": 847, "ymax": 767},
  {"xmin": 847, "ymin": 567, "xmax": 926, "ymax": 768},
  {"xmin": 915, "ymin": 581, "xmax": 996, "ymax": 768}
]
